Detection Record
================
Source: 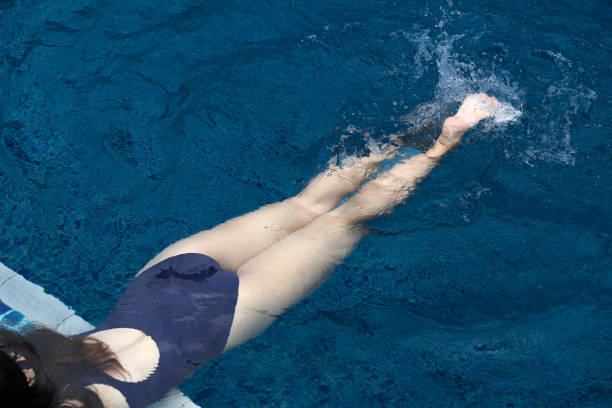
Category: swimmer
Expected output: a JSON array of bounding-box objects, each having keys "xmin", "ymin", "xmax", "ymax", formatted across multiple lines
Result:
[{"xmin": 0, "ymin": 93, "xmax": 499, "ymax": 408}]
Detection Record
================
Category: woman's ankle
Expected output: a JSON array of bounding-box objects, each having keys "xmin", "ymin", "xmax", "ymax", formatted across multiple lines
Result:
[{"xmin": 425, "ymin": 141, "xmax": 451, "ymax": 158}]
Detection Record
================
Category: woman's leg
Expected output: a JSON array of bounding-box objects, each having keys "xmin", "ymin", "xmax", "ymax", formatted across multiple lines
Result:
[
  {"xmin": 225, "ymin": 94, "xmax": 498, "ymax": 350},
  {"xmin": 139, "ymin": 146, "xmax": 399, "ymax": 274}
]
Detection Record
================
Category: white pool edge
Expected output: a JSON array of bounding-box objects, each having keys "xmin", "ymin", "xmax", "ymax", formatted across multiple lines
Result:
[{"xmin": 0, "ymin": 261, "xmax": 200, "ymax": 408}]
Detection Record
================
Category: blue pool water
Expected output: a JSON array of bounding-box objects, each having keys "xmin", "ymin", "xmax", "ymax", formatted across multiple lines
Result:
[
  {"xmin": 1, "ymin": 0, "xmax": 611, "ymax": 406},
  {"xmin": 0, "ymin": 300, "xmax": 29, "ymax": 331}
]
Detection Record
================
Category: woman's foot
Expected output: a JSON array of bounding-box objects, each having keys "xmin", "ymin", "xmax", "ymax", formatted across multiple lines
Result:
[{"xmin": 436, "ymin": 93, "xmax": 499, "ymax": 148}]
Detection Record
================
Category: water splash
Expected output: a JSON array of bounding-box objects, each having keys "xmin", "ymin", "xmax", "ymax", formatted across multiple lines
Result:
[
  {"xmin": 336, "ymin": 14, "xmax": 594, "ymax": 169},
  {"xmin": 393, "ymin": 24, "xmax": 597, "ymax": 167},
  {"xmin": 390, "ymin": 29, "xmax": 435, "ymax": 79},
  {"xmin": 493, "ymin": 102, "xmax": 522, "ymax": 124},
  {"xmin": 433, "ymin": 34, "xmax": 524, "ymax": 119},
  {"xmin": 519, "ymin": 50, "xmax": 597, "ymax": 166}
]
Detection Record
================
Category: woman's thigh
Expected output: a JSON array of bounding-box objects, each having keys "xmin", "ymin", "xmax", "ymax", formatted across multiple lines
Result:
[
  {"xmin": 137, "ymin": 153, "xmax": 388, "ymax": 276},
  {"xmin": 223, "ymin": 214, "xmax": 366, "ymax": 351},
  {"xmin": 137, "ymin": 198, "xmax": 317, "ymax": 275}
]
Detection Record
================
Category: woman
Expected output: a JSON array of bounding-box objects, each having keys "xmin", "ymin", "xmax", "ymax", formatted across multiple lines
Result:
[{"xmin": 0, "ymin": 94, "xmax": 499, "ymax": 407}]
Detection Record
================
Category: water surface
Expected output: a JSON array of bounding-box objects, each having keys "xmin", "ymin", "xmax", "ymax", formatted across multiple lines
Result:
[{"xmin": 1, "ymin": 0, "xmax": 610, "ymax": 406}]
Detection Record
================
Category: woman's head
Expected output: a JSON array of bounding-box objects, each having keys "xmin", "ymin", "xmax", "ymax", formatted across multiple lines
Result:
[
  {"xmin": 0, "ymin": 339, "xmax": 49, "ymax": 406},
  {"xmin": 0, "ymin": 326, "xmax": 124, "ymax": 407}
]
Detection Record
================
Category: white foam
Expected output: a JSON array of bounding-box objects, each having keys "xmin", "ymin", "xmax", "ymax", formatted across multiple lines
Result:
[
  {"xmin": 493, "ymin": 102, "xmax": 522, "ymax": 124},
  {"xmin": 345, "ymin": 15, "xmax": 593, "ymax": 168},
  {"xmin": 394, "ymin": 23, "xmax": 599, "ymax": 167},
  {"xmin": 365, "ymin": 137, "xmax": 384, "ymax": 156},
  {"xmin": 518, "ymin": 49, "xmax": 597, "ymax": 166},
  {"xmin": 391, "ymin": 29, "xmax": 434, "ymax": 79}
]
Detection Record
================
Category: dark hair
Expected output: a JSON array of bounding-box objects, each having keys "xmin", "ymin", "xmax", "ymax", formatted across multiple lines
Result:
[{"xmin": 0, "ymin": 325, "xmax": 125, "ymax": 408}]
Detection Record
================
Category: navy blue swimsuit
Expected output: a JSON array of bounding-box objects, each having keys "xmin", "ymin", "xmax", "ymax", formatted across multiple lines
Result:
[{"xmin": 79, "ymin": 253, "xmax": 239, "ymax": 407}]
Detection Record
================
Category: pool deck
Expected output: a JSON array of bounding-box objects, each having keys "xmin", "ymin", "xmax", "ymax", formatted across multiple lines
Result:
[{"xmin": 0, "ymin": 261, "xmax": 200, "ymax": 408}]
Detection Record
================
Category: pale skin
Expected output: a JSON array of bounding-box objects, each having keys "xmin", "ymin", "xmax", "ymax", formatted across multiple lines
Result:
[{"xmin": 82, "ymin": 93, "xmax": 500, "ymax": 406}]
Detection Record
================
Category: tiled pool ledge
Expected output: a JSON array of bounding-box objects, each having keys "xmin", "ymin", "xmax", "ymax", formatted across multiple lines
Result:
[{"xmin": 0, "ymin": 261, "xmax": 200, "ymax": 408}]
